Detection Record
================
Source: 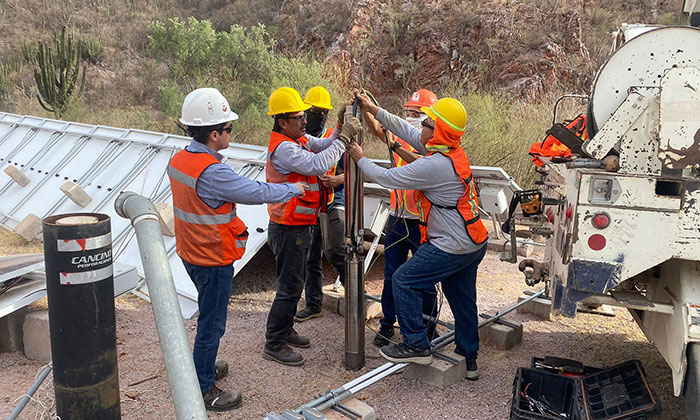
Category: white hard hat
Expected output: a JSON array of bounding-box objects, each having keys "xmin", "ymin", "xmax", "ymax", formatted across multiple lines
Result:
[{"xmin": 180, "ymin": 88, "xmax": 239, "ymax": 126}]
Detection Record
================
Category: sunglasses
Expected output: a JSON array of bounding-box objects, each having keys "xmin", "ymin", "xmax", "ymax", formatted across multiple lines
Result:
[
  {"xmin": 405, "ymin": 110, "xmax": 423, "ymax": 119},
  {"xmin": 309, "ymin": 107, "xmax": 329, "ymax": 115},
  {"xmin": 219, "ymin": 125, "xmax": 233, "ymax": 133},
  {"xmin": 421, "ymin": 119, "xmax": 434, "ymax": 130},
  {"xmin": 284, "ymin": 114, "xmax": 307, "ymax": 121}
]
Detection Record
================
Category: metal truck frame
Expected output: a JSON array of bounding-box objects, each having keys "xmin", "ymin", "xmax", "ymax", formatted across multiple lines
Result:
[{"xmin": 512, "ymin": 24, "xmax": 700, "ymax": 418}]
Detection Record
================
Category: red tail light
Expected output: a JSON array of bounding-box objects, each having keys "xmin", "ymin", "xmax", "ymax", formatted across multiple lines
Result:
[
  {"xmin": 588, "ymin": 234, "xmax": 606, "ymax": 251},
  {"xmin": 592, "ymin": 212, "xmax": 610, "ymax": 229}
]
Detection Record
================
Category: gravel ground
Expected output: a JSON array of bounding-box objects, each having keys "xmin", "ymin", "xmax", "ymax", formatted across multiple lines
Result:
[{"xmin": 0, "ymin": 227, "xmax": 687, "ymax": 419}]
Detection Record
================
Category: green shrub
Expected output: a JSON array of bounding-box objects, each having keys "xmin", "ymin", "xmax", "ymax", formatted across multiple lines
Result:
[
  {"xmin": 157, "ymin": 79, "xmax": 185, "ymax": 118},
  {"xmin": 79, "ymin": 35, "xmax": 104, "ymax": 64},
  {"xmin": 147, "ymin": 17, "xmax": 341, "ymax": 143}
]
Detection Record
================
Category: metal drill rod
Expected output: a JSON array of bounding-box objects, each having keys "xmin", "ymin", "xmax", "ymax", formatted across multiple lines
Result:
[
  {"xmin": 344, "ymin": 103, "xmax": 365, "ymax": 370},
  {"xmin": 296, "ymin": 289, "xmax": 547, "ymax": 416}
]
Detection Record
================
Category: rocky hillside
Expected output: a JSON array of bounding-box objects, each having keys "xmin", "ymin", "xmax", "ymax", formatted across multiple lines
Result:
[
  {"xmin": 0, "ymin": 0, "xmax": 682, "ymax": 120},
  {"xmin": 270, "ymin": 0, "xmax": 680, "ymax": 102}
]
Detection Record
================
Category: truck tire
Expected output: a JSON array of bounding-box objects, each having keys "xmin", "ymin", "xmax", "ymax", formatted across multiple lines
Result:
[{"xmin": 686, "ymin": 343, "xmax": 700, "ymax": 420}]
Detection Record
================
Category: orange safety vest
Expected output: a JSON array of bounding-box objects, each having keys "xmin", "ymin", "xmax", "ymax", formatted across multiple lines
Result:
[
  {"xmin": 529, "ymin": 114, "xmax": 588, "ymax": 167},
  {"xmin": 415, "ymin": 118, "xmax": 488, "ymax": 246},
  {"xmin": 168, "ymin": 150, "xmax": 248, "ymax": 266},
  {"xmin": 319, "ymin": 127, "xmax": 338, "ymax": 206},
  {"xmin": 266, "ymin": 131, "xmax": 321, "ymax": 225},
  {"xmin": 390, "ymin": 137, "xmax": 420, "ymax": 216}
]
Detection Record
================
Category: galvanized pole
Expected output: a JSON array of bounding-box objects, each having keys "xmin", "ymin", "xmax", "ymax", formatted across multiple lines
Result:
[
  {"xmin": 344, "ymin": 104, "xmax": 365, "ymax": 370},
  {"xmin": 114, "ymin": 192, "xmax": 207, "ymax": 420},
  {"xmin": 42, "ymin": 213, "xmax": 121, "ymax": 420}
]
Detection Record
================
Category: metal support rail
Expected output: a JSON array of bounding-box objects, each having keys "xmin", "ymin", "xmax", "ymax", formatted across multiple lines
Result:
[
  {"xmin": 6, "ymin": 364, "xmax": 53, "ymax": 420},
  {"xmin": 283, "ymin": 289, "xmax": 547, "ymax": 419},
  {"xmin": 115, "ymin": 192, "xmax": 207, "ymax": 420}
]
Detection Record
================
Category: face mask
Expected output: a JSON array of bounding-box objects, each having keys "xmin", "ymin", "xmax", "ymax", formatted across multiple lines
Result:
[
  {"xmin": 305, "ymin": 111, "xmax": 328, "ymax": 137},
  {"xmin": 406, "ymin": 115, "xmax": 427, "ymax": 130}
]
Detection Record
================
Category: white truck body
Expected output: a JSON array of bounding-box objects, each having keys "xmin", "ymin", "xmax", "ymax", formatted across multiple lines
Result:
[{"xmin": 529, "ymin": 26, "xmax": 700, "ymax": 399}]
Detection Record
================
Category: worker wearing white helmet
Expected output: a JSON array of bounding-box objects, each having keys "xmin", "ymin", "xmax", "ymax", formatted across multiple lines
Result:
[{"xmin": 168, "ymin": 88, "xmax": 306, "ymax": 412}]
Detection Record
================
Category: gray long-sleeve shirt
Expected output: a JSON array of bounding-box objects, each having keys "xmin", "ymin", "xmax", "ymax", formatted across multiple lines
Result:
[
  {"xmin": 376, "ymin": 108, "xmax": 427, "ymax": 155},
  {"xmin": 185, "ymin": 140, "xmax": 300, "ymax": 208},
  {"xmin": 357, "ymin": 153, "xmax": 483, "ymax": 255},
  {"xmin": 269, "ymin": 129, "xmax": 346, "ymax": 176}
]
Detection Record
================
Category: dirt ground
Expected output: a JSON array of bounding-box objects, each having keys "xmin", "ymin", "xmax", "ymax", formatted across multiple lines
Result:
[{"xmin": 0, "ymin": 227, "xmax": 687, "ymax": 420}]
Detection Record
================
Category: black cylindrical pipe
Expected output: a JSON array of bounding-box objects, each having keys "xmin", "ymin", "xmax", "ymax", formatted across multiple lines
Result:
[{"xmin": 43, "ymin": 213, "xmax": 121, "ymax": 420}]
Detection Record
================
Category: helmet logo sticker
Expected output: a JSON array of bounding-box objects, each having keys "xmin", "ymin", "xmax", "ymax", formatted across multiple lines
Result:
[
  {"xmin": 412, "ymin": 92, "xmax": 420, "ymax": 101},
  {"xmin": 222, "ymin": 102, "xmax": 228, "ymax": 112},
  {"xmin": 207, "ymin": 101, "xmax": 214, "ymax": 116}
]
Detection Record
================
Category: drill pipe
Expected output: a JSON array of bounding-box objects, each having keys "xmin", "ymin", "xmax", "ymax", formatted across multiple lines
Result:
[{"xmin": 344, "ymin": 105, "xmax": 365, "ymax": 370}]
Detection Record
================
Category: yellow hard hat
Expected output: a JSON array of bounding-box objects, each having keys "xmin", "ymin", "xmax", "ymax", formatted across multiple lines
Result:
[
  {"xmin": 421, "ymin": 97, "xmax": 468, "ymax": 133},
  {"xmin": 303, "ymin": 86, "xmax": 334, "ymax": 110},
  {"xmin": 268, "ymin": 87, "xmax": 311, "ymax": 116}
]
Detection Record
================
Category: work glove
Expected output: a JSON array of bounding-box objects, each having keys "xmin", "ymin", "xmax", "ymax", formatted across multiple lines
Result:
[
  {"xmin": 336, "ymin": 107, "xmax": 345, "ymax": 129},
  {"xmin": 339, "ymin": 117, "xmax": 362, "ymax": 145}
]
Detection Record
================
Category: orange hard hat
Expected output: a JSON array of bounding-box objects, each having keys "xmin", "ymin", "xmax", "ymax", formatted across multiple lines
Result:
[{"xmin": 404, "ymin": 89, "xmax": 438, "ymax": 109}]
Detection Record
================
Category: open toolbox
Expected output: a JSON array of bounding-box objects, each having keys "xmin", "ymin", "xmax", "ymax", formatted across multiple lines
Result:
[{"xmin": 511, "ymin": 358, "xmax": 658, "ymax": 420}]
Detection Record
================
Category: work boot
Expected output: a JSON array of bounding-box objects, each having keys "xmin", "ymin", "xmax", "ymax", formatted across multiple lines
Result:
[
  {"xmin": 262, "ymin": 345, "xmax": 305, "ymax": 366},
  {"xmin": 372, "ymin": 326, "xmax": 394, "ymax": 347},
  {"xmin": 379, "ymin": 343, "xmax": 432, "ymax": 365},
  {"xmin": 202, "ymin": 384, "xmax": 242, "ymax": 411},
  {"xmin": 287, "ymin": 329, "xmax": 311, "ymax": 348},
  {"xmin": 214, "ymin": 360, "xmax": 229, "ymax": 381},
  {"xmin": 294, "ymin": 307, "xmax": 322, "ymax": 322},
  {"xmin": 466, "ymin": 359, "xmax": 479, "ymax": 381}
]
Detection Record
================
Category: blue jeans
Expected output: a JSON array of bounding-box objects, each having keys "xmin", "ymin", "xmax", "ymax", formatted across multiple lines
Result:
[
  {"xmin": 393, "ymin": 242, "xmax": 487, "ymax": 360},
  {"xmin": 182, "ymin": 260, "xmax": 234, "ymax": 393},
  {"xmin": 381, "ymin": 216, "xmax": 437, "ymax": 334}
]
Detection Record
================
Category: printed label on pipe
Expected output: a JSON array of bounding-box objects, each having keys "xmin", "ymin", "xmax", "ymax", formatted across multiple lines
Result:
[
  {"xmin": 57, "ymin": 232, "xmax": 112, "ymax": 252},
  {"xmin": 60, "ymin": 265, "xmax": 113, "ymax": 285}
]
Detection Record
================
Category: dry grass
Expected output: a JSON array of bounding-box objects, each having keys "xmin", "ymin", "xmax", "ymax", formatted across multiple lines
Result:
[{"xmin": 0, "ymin": 226, "xmax": 42, "ymax": 257}]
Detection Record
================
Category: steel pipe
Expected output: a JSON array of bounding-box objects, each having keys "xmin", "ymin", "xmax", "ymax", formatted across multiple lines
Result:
[
  {"xmin": 114, "ymin": 192, "xmax": 207, "ymax": 420},
  {"xmin": 296, "ymin": 288, "xmax": 548, "ymax": 415},
  {"xmin": 344, "ymin": 105, "xmax": 365, "ymax": 370},
  {"xmin": 6, "ymin": 364, "xmax": 53, "ymax": 420}
]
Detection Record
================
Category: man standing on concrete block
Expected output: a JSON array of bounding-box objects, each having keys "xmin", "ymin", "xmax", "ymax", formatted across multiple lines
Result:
[
  {"xmin": 295, "ymin": 86, "xmax": 347, "ymax": 323},
  {"xmin": 349, "ymin": 95, "xmax": 488, "ymax": 380},
  {"xmin": 263, "ymin": 87, "xmax": 361, "ymax": 366},
  {"xmin": 358, "ymin": 89, "xmax": 440, "ymax": 347},
  {"xmin": 169, "ymin": 88, "xmax": 306, "ymax": 412}
]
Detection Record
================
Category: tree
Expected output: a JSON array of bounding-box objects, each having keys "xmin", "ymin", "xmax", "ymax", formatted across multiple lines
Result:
[{"xmin": 33, "ymin": 27, "xmax": 86, "ymax": 119}]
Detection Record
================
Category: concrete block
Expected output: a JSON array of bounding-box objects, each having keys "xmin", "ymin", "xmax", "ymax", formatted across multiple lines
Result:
[
  {"xmin": 403, "ymin": 346, "xmax": 466, "ymax": 389},
  {"xmin": 0, "ymin": 307, "xmax": 28, "ymax": 352},
  {"xmin": 3, "ymin": 165, "xmax": 30, "ymax": 187},
  {"xmin": 14, "ymin": 213, "xmax": 43, "ymax": 242},
  {"xmin": 365, "ymin": 300, "xmax": 383, "ymax": 320},
  {"xmin": 320, "ymin": 397, "xmax": 376, "ymax": 420},
  {"xmin": 481, "ymin": 321, "xmax": 523, "ymax": 350},
  {"xmin": 59, "ymin": 180, "xmax": 92, "ymax": 208},
  {"xmin": 154, "ymin": 202, "xmax": 175, "ymax": 237},
  {"xmin": 487, "ymin": 238, "xmax": 533, "ymax": 257},
  {"xmin": 517, "ymin": 295, "xmax": 553, "ymax": 321},
  {"xmin": 23, "ymin": 310, "xmax": 51, "ymax": 362},
  {"xmin": 322, "ymin": 284, "xmax": 342, "ymax": 314}
]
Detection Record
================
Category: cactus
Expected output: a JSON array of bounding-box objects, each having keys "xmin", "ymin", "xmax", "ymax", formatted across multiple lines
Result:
[{"xmin": 33, "ymin": 27, "xmax": 86, "ymax": 118}]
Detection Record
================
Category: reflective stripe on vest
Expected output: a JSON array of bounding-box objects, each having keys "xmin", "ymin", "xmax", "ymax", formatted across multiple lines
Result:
[
  {"xmin": 266, "ymin": 131, "xmax": 321, "ymax": 225},
  {"xmin": 173, "ymin": 207, "xmax": 237, "ymax": 225},
  {"xmin": 416, "ymin": 147, "xmax": 488, "ymax": 245},
  {"xmin": 168, "ymin": 149, "xmax": 248, "ymax": 266},
  {"xmin": 390, "ymin": 137, "xmax": 420, "ymax": 216}
]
